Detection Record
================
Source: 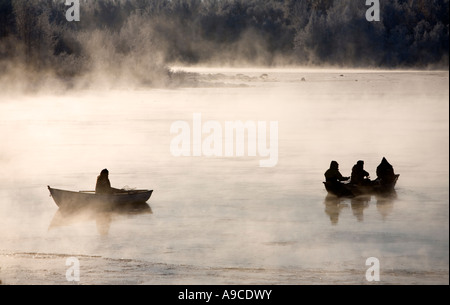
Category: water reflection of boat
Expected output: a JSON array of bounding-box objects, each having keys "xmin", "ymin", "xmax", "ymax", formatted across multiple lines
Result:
[
  {"xmin": 49, "ymin": 202, "xmax": 152, "ymax": 235},
  {"xmin": 48, "ymin": 186, "xmax": 153, "ymax": 212},
  {"xmin": 323, "ymin": 190, "xmax": 397, "ymax": 224},
  {"xmin": 323, "ymin": 174, "xmax": 399, "ymax": 197},
  {"xmin": 375, "ymin": 191, "xmax": 397, "ymax": 221},
  {"xmin": 350, "ymin": 196, "xmax": 371, "ymax": 222},
  {"xmin": 323, "ymin": 195, "xmax": 349, "ymax": 225}
]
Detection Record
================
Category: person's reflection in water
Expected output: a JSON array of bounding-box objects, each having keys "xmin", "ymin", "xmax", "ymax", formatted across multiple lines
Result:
[
  {"xmin": 323, "ymin": 191, "xmax": 398, "ymax": 224},
  {"xmin": 324, "ymin": 195, "xmax": 348, "ymax": 225},
  {"xmin": 376, "ymin": 191, "xmax": 397, "ymax": 220},
  {"xmin": 350, "ymin": 196, "xmax": 370, "ymax": 222},
  {"xmin": 49, "ymin": 203, "xmax": 152, "ymax": 236},
  {"xmin": 96, "ymin": 213, "xmax": 112, "ymax": 236}
]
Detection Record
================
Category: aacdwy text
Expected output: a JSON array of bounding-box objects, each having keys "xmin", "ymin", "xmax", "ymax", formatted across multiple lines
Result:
[
  {"xmin": 221, "ymin": 290, "xmax": 272, "ymax": 300},
  {"xmin": 178, "ymin": 289, "xmax": 272, "ymax": 302},
  {"xmin": 170, "ymin": 113, "xmax": 278, "ymax": 167}
]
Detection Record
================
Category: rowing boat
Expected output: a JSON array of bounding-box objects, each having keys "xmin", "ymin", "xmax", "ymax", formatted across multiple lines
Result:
[
  {"xmin": 48, "ymin": 186, "xmax": 153, "ymax": 211},
  {"xmin": 323, "ymin": 174, "xmax": 399, "ymax": 197}
]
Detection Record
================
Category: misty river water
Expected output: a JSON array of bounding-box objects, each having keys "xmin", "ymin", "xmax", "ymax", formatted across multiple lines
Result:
[{"xmin": 0, "ymin": 68, "xmax": 448, "ymax": 284}]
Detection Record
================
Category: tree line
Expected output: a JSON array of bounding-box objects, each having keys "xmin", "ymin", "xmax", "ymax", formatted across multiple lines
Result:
[{"xmin": 0, "ymin": 0, "xmax": 448, "ymax": 88}]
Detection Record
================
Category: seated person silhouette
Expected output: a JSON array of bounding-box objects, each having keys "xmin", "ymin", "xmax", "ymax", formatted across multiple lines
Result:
[
  {"xmin": 376, "ymin": 157, "xmax": 397, "ymax": 184},
  {"xmin": 95, "ymin": 169, "xmax": 122, "ymax": 194},
  {"xmin": 350, "ymin": 160, "xmax": 371, "ymax": 185},
  {"xmin": 324, "ymin": 161, "xmax": 350, "ymax": 184}
]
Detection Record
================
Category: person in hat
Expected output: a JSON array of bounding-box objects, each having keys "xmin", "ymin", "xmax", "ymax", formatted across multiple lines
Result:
[
  {"xmin": 350, "ymin": 160, "xmax": 371, "ymax": 185},
  {"xmin": 95, "ymin": 169, "xmax": 120, "ymax": 194},
  {"xmin": 376, "ymin": 157, "xmax": 396, "ymax": 184},
  {"xmin": 324, "ymin": 161, "xmax": 350, "ymax": 184}
]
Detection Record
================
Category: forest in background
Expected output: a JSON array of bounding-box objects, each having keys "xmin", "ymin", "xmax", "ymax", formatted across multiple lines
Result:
[{"xmin": 0, "ymin": 0, "xmax": 448, "ymax": 89}]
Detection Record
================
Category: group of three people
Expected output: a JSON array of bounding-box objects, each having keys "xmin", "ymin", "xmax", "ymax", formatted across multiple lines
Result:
[{"xmin": 325, "ymin": 158, "xmax": 396, "ymax": 186}]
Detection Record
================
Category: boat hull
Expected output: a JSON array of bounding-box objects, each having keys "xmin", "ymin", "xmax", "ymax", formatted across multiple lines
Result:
[
  {"xmin": 48, "ymin": 186, "xmax": 153, "ymax": 212},
  {"xmin": 323, "ymin": 175, "xmax": 399, "ymax": 197}
]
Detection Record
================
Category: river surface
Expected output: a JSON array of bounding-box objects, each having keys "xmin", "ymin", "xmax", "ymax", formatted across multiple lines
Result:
[{"xmin": 0, "ymin": 68, "xmax": 448, "ymax": 284}]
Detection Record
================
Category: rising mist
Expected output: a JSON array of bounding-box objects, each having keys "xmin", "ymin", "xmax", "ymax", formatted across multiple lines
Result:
[{"xmin": 0, "ymin": 0, "xmax": 448, "ymax": 93}]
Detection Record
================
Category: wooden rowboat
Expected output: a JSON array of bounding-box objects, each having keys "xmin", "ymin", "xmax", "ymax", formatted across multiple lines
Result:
[
  {"xmin": 48, "ymin": 186, "xmax": 153, "ymax": 212},
  {"xmin": 323, "ymin": 174, "xmax": 399, "ymax": 198}
]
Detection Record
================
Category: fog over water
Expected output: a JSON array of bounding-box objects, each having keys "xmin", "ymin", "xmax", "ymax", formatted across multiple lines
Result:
[{"xmin": 0, "ymin": 68, "xmax": 448, "ymax": 284}]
